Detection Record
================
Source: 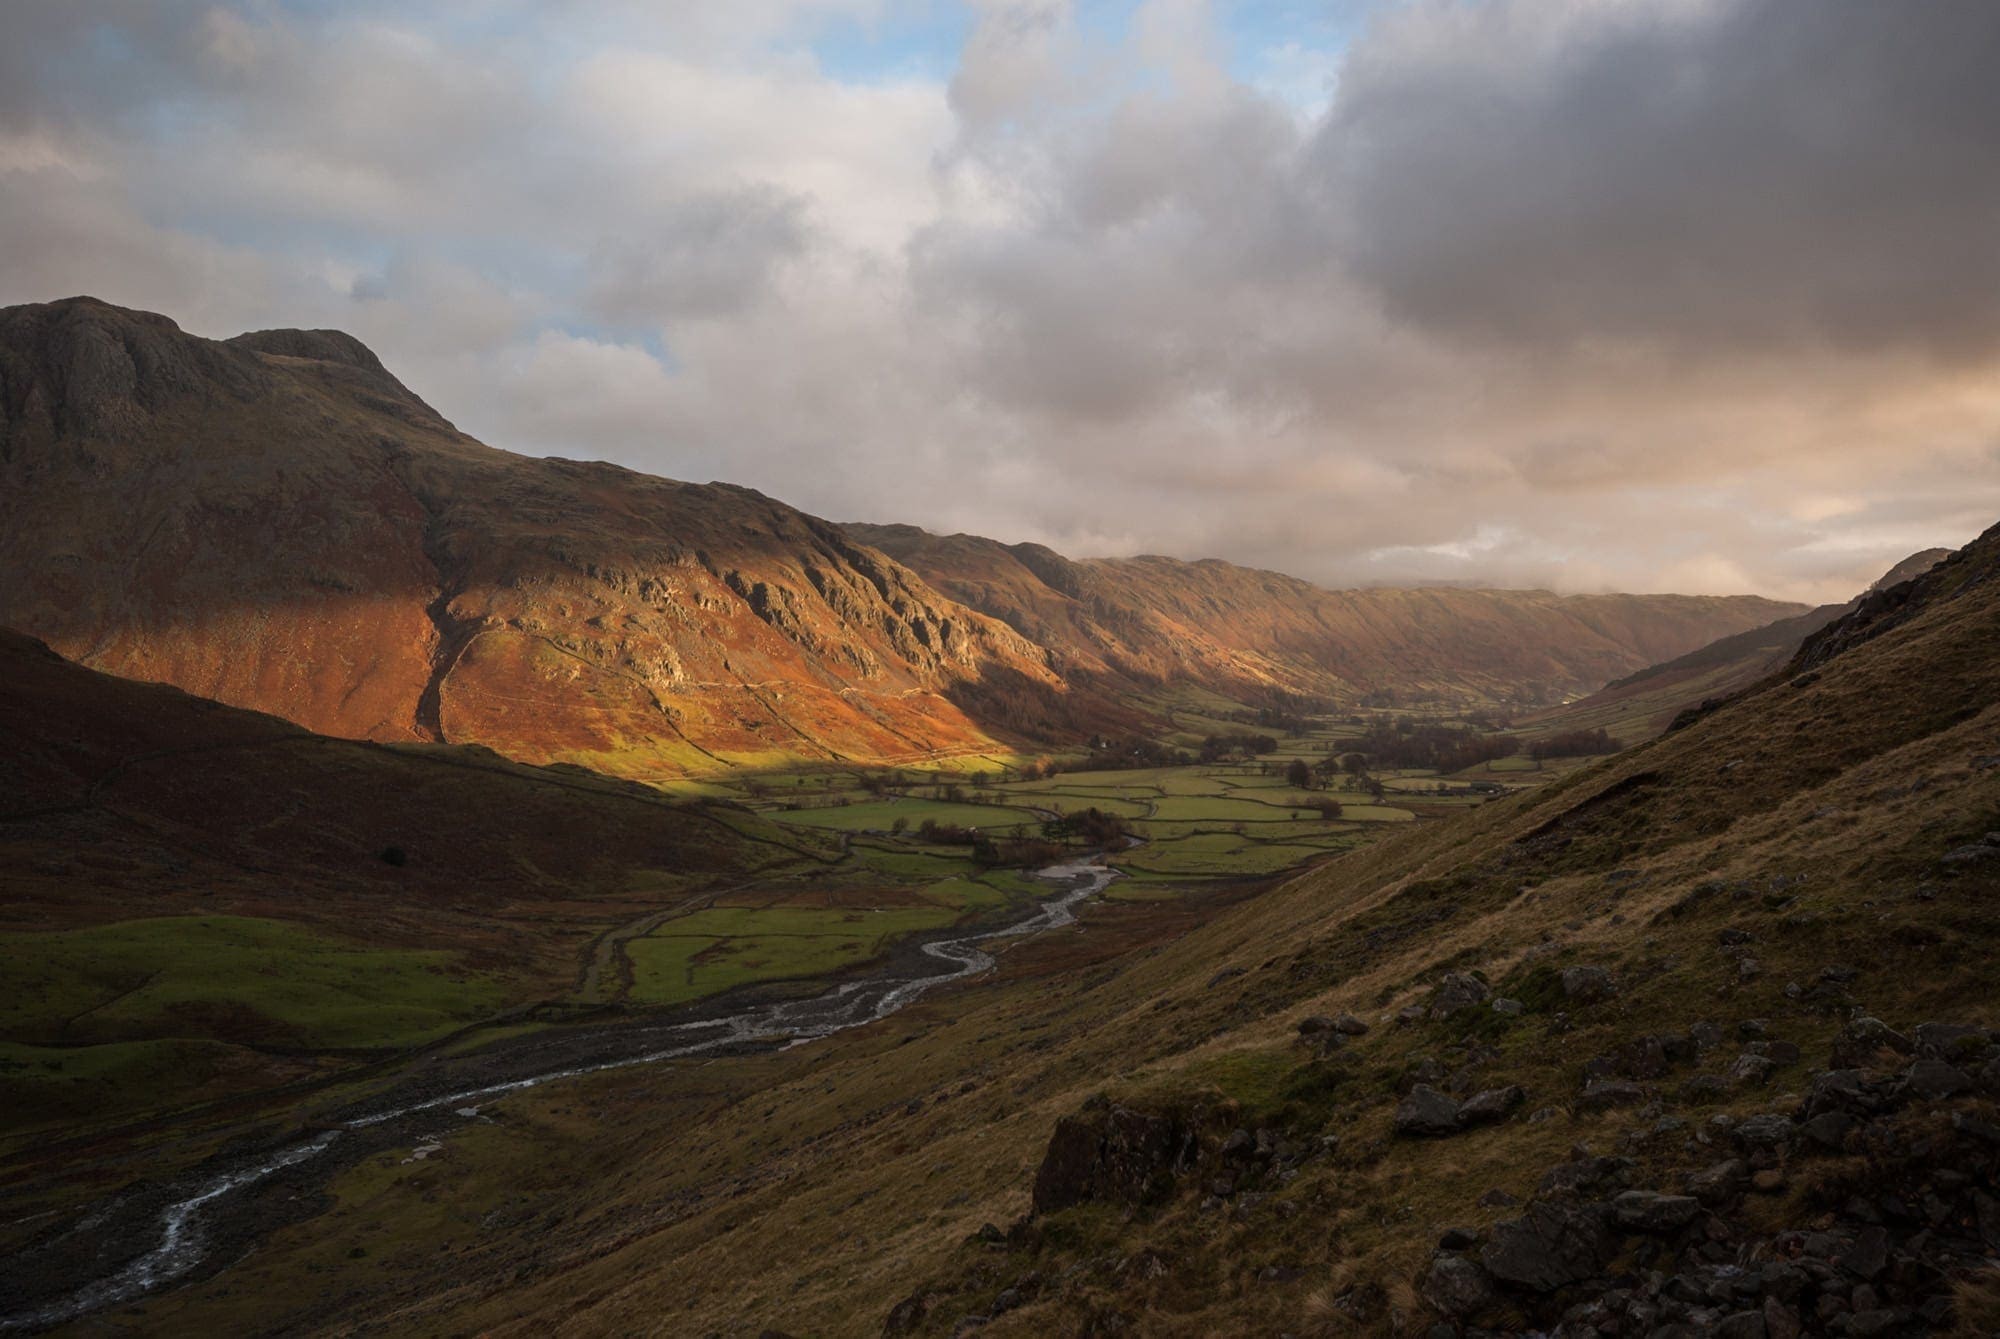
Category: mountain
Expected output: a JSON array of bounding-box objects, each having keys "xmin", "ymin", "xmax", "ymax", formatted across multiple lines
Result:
[
  {"xmin": 1523, "ymin": 547, "xmax": 1953, "ymax": 744},
  {"xmin": 359, "ymin": 520, "xmax": 1997, "ymax": 1337},
  {"xmin": 847, "ymin": 522, "xmax": 1803, "ymax": 709},
  {"xmin": 0, "ymin": 297, "xmax": 1800, "ymax": 778},
  {"xmin": 0, "ymin": 298, "xmax": 1081, "ymax": 777}
]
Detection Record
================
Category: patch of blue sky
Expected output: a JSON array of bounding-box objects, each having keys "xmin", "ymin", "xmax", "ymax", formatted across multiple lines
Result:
[
  {"xmin": 810, "ymin": 1, "xmax": 975, "ymax": 83},
  {"xmin": 534, "ymin": 316, "xmax": 677, "ymax": 371},
  {"xmin": 1223, "ymin": 1, "xmax": 1366, "ymax": 118}
]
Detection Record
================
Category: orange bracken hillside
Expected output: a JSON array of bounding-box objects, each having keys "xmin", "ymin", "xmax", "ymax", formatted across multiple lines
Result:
[
  {"xmin": 0, "ymin": 298, "xmax": 1077, "ymax": 776},
  {"xmin": 1, "ymin": 297, "xmax": 1801, "ymax": 777}
]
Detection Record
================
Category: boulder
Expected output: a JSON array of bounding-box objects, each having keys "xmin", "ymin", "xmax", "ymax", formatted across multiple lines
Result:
[
  {"xmin": 1295, "ymin": 1015, "xmax": 1339, "ymax": 1035},
  {"xmin": 1732, "ymin": 1113, "xmax": 1797, "ymax": 1151},
  {"xmin": 1333, "ymin": 1012, "xmax": 1371, "ymax": 1036},
  {"xmin": 1479, "ymin": 1201, "xmax": 1616, "ymax": 1292},
  {"xmin": 1726, "ymin": 1054, "xmax": 1776, "ymax": 1087},
  {"xmin": 1829, "ymin": 1017, "xmax": 1914, "ymax": 1070},
  {"xmin": 1395, "ymin": 1085, "xmax": 1464, "ymax": 1137},
  {"xmin": 1800, "ymin": 1111, "xmax": 1855, "ymax": 1151},
  {"xmin": 1560, "ymin": 966, "xmax": 1617, "ymax": 1003},
  {"xmin": 1427, "ymin": 973, "xmax": 1492, "ymax": 1019},
  {"xmin": 1712, "ymin": 1312, "xmax": 1766, "ymax": 1339},
  {"xmin": 1458, "ymin": 1085, "xmax": 1526, "ymax": 1127},
  {"xmin": 883, "ymin": 1292, "xmax": 930, "ymax": 1334},
  {"xmin": 1686, "ymin": 1159, "xmax": 1747, "ymax": 1205},
  {"xmin": 1420, "ymin": 1253, "xmax": 1496, "ymax": 1318},
  {"xmin": 1913, "ymin": 1022, "xmax": 1990, "ymax": 1060},
  {"xmin": 1611, "ymin": 1189, "xmax": 1702, "ymax": 1232},
  {"xmin": 1803, "ymin": 1068, "xmax": 1879, "ymax": 1116},
  {"xmin": 1902, "ymin": 1057, "xmax": 1971, "ymax": 1100},
  {"xmin": 1578, "ymin": 1079, "xmax": 1647, "ymax": 1111}
]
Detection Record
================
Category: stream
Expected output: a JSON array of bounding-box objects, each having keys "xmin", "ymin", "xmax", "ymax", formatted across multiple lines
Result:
[{"xmin": 0, "ymin": 857, "xmax": 1121, "ymax": 1333}]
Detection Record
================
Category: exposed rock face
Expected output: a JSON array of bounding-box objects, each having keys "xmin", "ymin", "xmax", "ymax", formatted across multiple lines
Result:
[{"xmin": 0, "ymin": 298, "xmax": 1077, "ymax": 775}]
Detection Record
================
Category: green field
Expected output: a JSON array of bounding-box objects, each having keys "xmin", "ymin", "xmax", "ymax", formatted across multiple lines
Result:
[
  {"xmin": 627, "ymin": 905, "xmax": 963, "ymax": 1006},
  {"xmin": 770, "ymin": 798, "xmax": 1040, "ymax": 832},
  {"xmin": 1113, "ymin": 833, "xmax": 1339, "ymax": 877},
  {"xmin": 0, "ymin": 916, "xmax": 505, "ymax": 1051}
]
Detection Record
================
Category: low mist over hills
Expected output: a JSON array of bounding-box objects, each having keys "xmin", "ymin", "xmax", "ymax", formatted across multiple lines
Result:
[{"xmin": 0, "ymin": 298, "xmax": 1800, "ymax": 776}]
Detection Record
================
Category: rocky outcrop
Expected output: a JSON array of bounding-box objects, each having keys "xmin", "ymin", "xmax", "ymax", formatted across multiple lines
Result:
[
  {"xmin": 1418, "ymin": 1017, "xmax": 2000, "ymax": 1336},
  {"xmin": 1030, "ymin": 1103, "xmax": 1196, "ymax": 1215}
]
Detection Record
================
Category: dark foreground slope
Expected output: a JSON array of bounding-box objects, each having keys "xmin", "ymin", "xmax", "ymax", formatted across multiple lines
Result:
[
  {"xmin": 0, "ymin": 627, "xmax": 815, "ymax": 1133},
  {"xmin": 849, "ymin": 522, "xmax": 1802, "ymax": 708},
  {"xmin": 97, "ymin": 525, "xmax": 2000, "ymax": 1337}
]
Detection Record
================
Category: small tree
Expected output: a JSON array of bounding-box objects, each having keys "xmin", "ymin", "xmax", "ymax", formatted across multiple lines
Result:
[{"xmin": 1285, "ymin": 758, "xmax": 1312, "ymax": 789}]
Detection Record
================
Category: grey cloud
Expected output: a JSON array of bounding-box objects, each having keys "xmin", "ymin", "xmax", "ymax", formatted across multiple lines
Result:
[
  {"xmin": 584, "ymin": 189, "xmax": 809, "ymax": 324},
  {"xmin": 1323, "ymin": 0, "xmax": 2000, "ymax": 358}
]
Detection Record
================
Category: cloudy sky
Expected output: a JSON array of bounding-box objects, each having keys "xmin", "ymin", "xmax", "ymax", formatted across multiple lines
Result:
[{"xmin": 5, "ymin": 0, "xmax": 1998, "ymax": 603}]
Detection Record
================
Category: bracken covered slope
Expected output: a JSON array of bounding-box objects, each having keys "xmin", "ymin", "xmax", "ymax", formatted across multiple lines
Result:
[
  {"xmin": 847, "ymin": 522, "xmax": 1803, "ymax": 708},
  {"xmin": 0, "ymin": 298, "xmax": 1073, "ymax": 777}
]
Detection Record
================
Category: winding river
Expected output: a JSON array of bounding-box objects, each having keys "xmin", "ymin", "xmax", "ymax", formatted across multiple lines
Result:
[{"xmin": 1, "ymin": 858, "xmax": 1120, "ymax": 1333}]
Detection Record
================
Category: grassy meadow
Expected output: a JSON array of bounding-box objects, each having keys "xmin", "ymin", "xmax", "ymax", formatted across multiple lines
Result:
[{"xmin": 0, "ymin": 690, "xmax": 1558, "ymax": 1144}]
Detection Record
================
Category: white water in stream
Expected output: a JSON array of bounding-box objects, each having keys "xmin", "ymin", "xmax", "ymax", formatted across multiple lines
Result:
[{"xmin": 2, "ymin": 859, "xmax": 1119, "ymax": 1333}]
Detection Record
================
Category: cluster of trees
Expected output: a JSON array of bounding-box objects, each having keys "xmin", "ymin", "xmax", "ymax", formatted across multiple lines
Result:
[
  {"xmin": 1073, "ymin": 737, "xmax": 1194, "ymax": 770},
  {"xmin": 1338, "ymin": 721, "xmax": 1520, "ymax": 774},
  {"xmin": 913, "ymin": 818, "xmax": 978, "ymax": 844},
  {"xmin": 972, "ymin": 836, "xmax": 1068, "ymax": 868},
  {"xmin": 1527, "ymin": 727, "xmax": 1619, "ymax": 760},
  {"xmin": 1196, "ymin": 732, "xmax": 1279, "ymax": 763},
  {"xmin": 1282, "ymin": 757, "xmax": 1384, "ymax": 801},
  {"xmin": 1220, "ymin": 698, "xmax": 1337, "ymax": 736},
  {"xmin": 1041, "ymin": 807, "xmax": 1129, "ymax": 846}
]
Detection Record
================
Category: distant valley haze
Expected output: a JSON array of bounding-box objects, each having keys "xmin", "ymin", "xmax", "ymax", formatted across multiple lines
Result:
[{"xmin": 4, "ymin": 0, "xmax": 1997, "ymax": 604}]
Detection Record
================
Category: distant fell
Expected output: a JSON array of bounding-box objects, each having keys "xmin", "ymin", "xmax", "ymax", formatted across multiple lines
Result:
[{"xmin": 848, "ymin": 522, "xmax": 1802, "ymax": 711}]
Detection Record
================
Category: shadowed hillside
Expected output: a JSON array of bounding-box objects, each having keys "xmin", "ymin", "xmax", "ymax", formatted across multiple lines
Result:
[{"xmin": 0, "ymin": 626, "xmax": 816, "ymax": 1134}]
